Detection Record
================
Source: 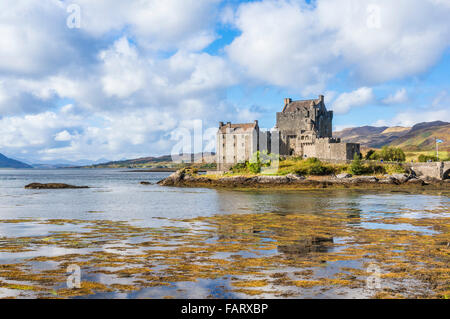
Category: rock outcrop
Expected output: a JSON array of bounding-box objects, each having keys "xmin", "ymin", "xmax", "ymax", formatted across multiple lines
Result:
[
  {"xmin": 25, "ymin": 183, "xmax": 89, "ymax": 189},
  {"xmin": 157, "ymin": 169, "xmax": 445, "ymax": 189}
]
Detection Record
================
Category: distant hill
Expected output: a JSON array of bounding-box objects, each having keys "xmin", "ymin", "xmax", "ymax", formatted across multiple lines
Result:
[
  {"xmin": 0, "ymin": 153, "xmax": 33, "ymax": 168},
  {"xmin": 29, "ymin": 158, "xmax": 112, "ymax": 168},
  {"xmin": 334, "ymin": 121, "xmax": 450, "ymax": 151},
  {"xmin": 389, "ymin": 121, "xmax": 450, "ymax": 151},
  {"xmin": 81, "ymin": 153, "xmax": 216, "ymax": 169}
]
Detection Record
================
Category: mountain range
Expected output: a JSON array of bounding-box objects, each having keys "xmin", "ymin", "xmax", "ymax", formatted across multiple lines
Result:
[
  {"xmin": 0, "ymin": 153, "xmax": 33, "ymax": 168},
  {"xmin": 1, "ymin": 121, "xmax": 448, "ymax": 169},
  {"xmin": 334, "ymin": 121, "xmax": 449, "ymax": 152}
]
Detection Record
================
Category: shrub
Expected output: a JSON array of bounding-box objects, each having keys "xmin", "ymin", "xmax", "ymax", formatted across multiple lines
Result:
[
  {"xmin": 229, "ymin": 151, "xmax": 278, "ymax": 175},
  {"xmin": 418, "ymin": 154, "xmax": 439, "ymax": 162},
  {"xmin": 230, "ymin": 162, "xmax": 248, "ymax": 174},
  {"xmin": 246, "ymin": 162, "xmax": 261, "ymax": 174},
  {"xmin": 294, "ymin": 158, "xmax": 334, "ymax": 176},
  {"xmin": 370, "ymin": 146, "xmax": 406, "ymax": 162},
  {"xmin": 364, "ymin": 163, "xmax": 385, "ymax": 175},
  {"xmin": 384, "ymin": 164, "xmax": 407, "ymax": 175},
  {"xmin": 365, "ymin": 150, "xmax": 376, "ymax": 160},
  {"xmin": 349, "ymin": 153, "xmax": 366, "ymax": 175}
]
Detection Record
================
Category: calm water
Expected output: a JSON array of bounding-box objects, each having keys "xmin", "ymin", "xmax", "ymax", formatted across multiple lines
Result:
[{"xmin": 0, "ymin": 169, "xmax": 449, "ymax": 299}]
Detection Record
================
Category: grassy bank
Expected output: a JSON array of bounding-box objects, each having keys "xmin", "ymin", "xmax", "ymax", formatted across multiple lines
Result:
[{"xmin": 226, "ymin": 156, "xmax": 408, "ymax": 178}]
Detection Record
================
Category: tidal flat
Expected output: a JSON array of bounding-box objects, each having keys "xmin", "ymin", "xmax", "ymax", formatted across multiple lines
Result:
[{"xmin": 0, "ymin": 170, "xmax": 448, "ymax": 299}]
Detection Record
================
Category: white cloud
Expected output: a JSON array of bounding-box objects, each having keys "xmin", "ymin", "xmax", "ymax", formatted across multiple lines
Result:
[
  {"xmin": 226, "ymin": 0, "xmax": 450, "ymax": 90},
  {"xmin": 1, "ymin": 0, "xmax": 449, "ymax": 162},
  {"xmin": 382, "ymin": 88, "xmax": 408, "ymax": 105},
  {"xmin": 54, "ymin": 130, "xmax": 73, "ymax": 142},
  {"xmin": 99, "ymin": 37, "xmax": 146, "ymax": 98},
  {"xmin": 382, "ymin": 109, "xmax": 450, "ymax": 127},
  {"xmin": 71, "ymin": 0, "xmax": 220, "ymax": 51},
  {"xmin": 431, "ymin": 90, "xmax": 450, "ymax": 108},
  {"xmin": 0, "ymin": 1, "xmax": 77, "ymax": 75},
  {"xmin": 331, "ymin": 87, "xmax": 374, "ymax": 114},
  {"xmin": 334, "ymin": 124, "xmax": 357, "ymax": 132}
]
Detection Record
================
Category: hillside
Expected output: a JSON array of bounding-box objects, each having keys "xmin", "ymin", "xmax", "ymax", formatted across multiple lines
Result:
[
  {"xmin": 334, "ymin": 121, "xmax": 450, "ymax": 151},
  {"xmin": 0, "ymin": 153, "xmax": 33, "ymax": 169},
  {"xmin": 82, "ymin": 153, "xmax": 217, "ymax": 169},
  {"xmin": 389, "ymin": 122, "xmax": 450, "ymax": 151}
]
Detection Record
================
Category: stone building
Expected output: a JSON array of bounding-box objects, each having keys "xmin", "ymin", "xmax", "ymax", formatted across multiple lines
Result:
[
  {"xmin": 275, "ymin": 95, "xmax": 360, "ymax": 160},
  {"xmin": 216, "ymin": 121, "xmax": 259, "ymax": 171},
  {"xmin": 217, "ymin": 95, "xmax": 360, "ymax": 170}
]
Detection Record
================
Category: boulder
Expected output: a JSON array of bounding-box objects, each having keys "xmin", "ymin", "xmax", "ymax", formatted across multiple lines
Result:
[
  {"xmin": 255, "ymin": 176, "xmax": 290, "ymax": 184},
  {"xmin": 378, "ymin": 176, "xmax": 400, "ymax": 185},
  {"xmin": 352, "ymin": 176, "xmax": 379, "ymax": 183},
  {"xmin": 286, "ymin": 174, "xmax": 306, "ymax": 181},
  {"xmin": 157, "ymin": 169, "xmax": 186, "ymax": 186},
  {"xmin": 25, "ymin": 183, "xmax": 89, "ymax": 189},
  {"xmin": 336, "ymin": 173, "xmax": 352, "ymax": 179},
  {"xmin": 392, "ymin": 174, "xmax": 410, "ymax": 183},
  {"xmin": 219, "ymin": 176, "xmax": 252, "ymax": 185},
  {"xmin": 406, "ymin": 178, "xmax": 426, "ymax": 186}
]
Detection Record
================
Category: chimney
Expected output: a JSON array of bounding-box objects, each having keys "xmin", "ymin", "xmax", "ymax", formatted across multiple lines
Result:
[
  {"xmin": 227, "ymin": 122, "xmax": 231, "ymax": 128},
  {"xmin": 319, "ymin": 95, "xmax": 324, "ymax": 103},
  {"xmin": 284, "ymin": 98, "xmax": 292, "ymax": 107},
  {"xmin": 219, "ymin": 122, "xmax": 224, "ymax": 127},
  {"xmin": 254, "ymin": 120, "xmax": 259, "ymax": 127}
]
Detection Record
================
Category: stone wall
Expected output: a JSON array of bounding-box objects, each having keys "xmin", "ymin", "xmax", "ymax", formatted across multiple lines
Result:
[
  {"xmin": 302, "ymin": 139, "xmax": 360, "ymax": 161},
  {"xmin": 410, "ymin": 162, "xmax": 450, "ymax": 180}
]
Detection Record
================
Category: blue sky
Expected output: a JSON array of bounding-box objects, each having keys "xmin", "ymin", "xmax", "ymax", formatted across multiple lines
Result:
[{"xmin": 0, "ymin": 0, "xmax": 449, "ymax": 163}]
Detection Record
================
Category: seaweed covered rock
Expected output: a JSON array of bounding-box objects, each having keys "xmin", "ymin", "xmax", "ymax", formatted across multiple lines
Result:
[
  {"xmin": 336, "ymin": 173, "xmax": 352, "ymax": 179},
  {"xmin": 378, "ymin": 176, "xmax": 400, "ymax": 185},
  {"xmin": 25, "ymin": 183, "xmax": 89, "ymax": 189},
  {"xmin": 406, "ymin": 178, "xmax": 426, "ymax": 186},
  {"xmin": 157, "ymin": 169, "xmax": 186, "ymax": 186},
  {"xmin": 351, "ymin": 176, "xmax": 379, "ymax": 183},
  {"xmin": 255, "ymin": 176, "xmax": 290, "ymax": 184},
  {"xmin": 392, "ymin": 174, "xmax": 411, "ymax": 183},
  {"xmin": 286, "ymin": 174, "xmax": 306, "ymax": 181}
]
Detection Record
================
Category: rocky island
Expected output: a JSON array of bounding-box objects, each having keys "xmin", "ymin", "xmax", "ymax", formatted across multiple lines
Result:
[
  {"xmin": 157, "ymin": 167, "xmax": 449, "ymax": 190},
  {"xmin": 24, "ymin": 183, "xmax": 89, "ymax": 189}
]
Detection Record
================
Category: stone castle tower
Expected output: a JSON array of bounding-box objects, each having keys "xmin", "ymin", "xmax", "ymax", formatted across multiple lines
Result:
[
  {"xmin": 276, "ymin": 95, "xmax": 333, "ymax": 155},
  {"xmin": 217, "ymin": 95, "xmax": 360, "ymax": 170}
]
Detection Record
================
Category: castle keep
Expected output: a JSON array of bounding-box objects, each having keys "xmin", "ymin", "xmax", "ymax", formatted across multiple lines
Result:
[{"xmin": 217, "ymin": 95, "xmax": 360, "ymax": 170}]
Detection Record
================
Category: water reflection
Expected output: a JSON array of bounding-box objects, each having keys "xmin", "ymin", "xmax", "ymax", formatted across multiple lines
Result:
[
  {"xmin": 278, "ymin": 236, "xmax": 334, "ymax": 256},
  {"xmin": 0, "ymin": 170, "xmax": 448, "ymax": 299}
]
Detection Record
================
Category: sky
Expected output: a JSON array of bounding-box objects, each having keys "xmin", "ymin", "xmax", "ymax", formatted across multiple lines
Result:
[{"xmin": 0, "ymin": 0, "xmax": 450, "ymax": 163}]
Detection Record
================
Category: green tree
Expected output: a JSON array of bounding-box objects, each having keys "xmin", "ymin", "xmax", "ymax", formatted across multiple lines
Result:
[
  {"xmin": 349, "ymin": 152, "xmax": 366, "ymax": 175},
  {"xmin": 418, "ymin": 154, "xmax": 438, "ymax": 162},
  {"xmin": 365, "ymin": 149, "xmax": 376, "ymax": 160},
  {"xmin": 371, "ymin": 146, "xmax": 406, "ymax": 162}
]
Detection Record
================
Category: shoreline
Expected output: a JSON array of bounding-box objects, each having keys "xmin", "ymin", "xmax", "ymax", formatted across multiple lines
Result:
[{"xmin": 158, "ymin": 169, "xmax": 450, "ymax": 190}]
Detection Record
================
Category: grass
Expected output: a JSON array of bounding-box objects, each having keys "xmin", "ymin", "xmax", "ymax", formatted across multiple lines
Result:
[
  {"xmin": 404, "ymin": 151, "xmax": 450, "ymax": 162},
  {"xmin": 225, "ymin": 157, "xmax": 407, "ymax": 177}
]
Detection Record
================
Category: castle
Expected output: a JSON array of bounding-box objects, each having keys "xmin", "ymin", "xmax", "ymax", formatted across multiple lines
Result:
[{"xmin": 216, "ymin": 95, "xmax": 360, "ymax": 171}]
